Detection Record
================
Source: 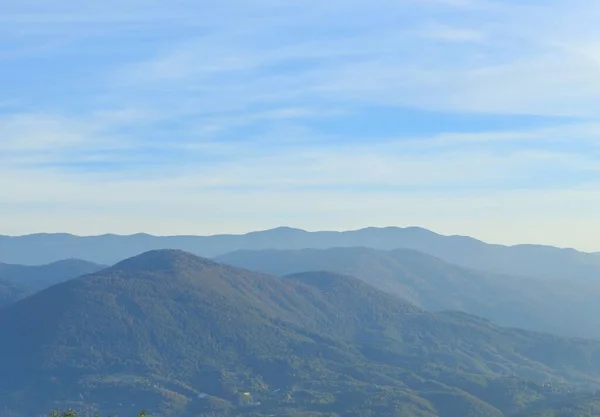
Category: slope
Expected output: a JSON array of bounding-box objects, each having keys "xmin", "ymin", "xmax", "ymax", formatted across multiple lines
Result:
[
  {"xmin": 2, "ymin": 227, "xmax": 600, "ymax": 281},
  {"xmin": 1, "ymin": 251, "xmax": 600, "ymax": 417},
  {"xmin": 0, "ymin": 259, "xmax": 105, "ymax": 288},
  {"xmin": 0, "ymin": 277, "xmax": 32, "ymax": 308},
  {"xmin": 216, "ymin": 247, "xmax": 600, "ymax": 340}
]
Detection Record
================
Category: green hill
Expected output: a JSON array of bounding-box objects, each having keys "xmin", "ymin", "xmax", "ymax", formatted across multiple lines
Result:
[
  {"xmin": 216, "ymin": 247, "xmax": 600, "ymax": 339},
  {"xmin": 1, "ymin": 250, "xmax": 600, "ymax": 416}
]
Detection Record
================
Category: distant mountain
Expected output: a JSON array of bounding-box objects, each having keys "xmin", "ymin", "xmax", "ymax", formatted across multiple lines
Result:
[
  {"xmin": 2, "ymin": 250, "xmax": 600, "ymax": 416},
  {"xmin": 2, "ymin": 227, "xmax": 599, "ymax": 281},
  {"xmin": 216, "ymin": 247, "xmax": 600, "ymax": 340},
  {"xmin": 0, "ymin": 259, "xmax": 103, "ymax": 307},
  {"xmin": 0, "ymin": 259, "xmax": 105, "ymax": 288}
]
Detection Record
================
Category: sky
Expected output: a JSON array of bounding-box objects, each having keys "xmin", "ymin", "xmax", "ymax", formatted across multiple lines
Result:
[{"xmin": 2, "ymin": 0, "xmax": 600, "ymax": 250}]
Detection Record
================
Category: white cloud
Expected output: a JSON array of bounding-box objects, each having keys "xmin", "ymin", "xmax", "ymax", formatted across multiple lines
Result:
[{"xmin": 90, "ymin": 0, "xmax": 600, "ymax": 118}]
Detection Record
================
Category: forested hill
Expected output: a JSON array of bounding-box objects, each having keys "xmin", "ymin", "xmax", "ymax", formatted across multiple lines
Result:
[{"xmin": 1, "ymin": 250, "xmax": 600, "ymax": 416}]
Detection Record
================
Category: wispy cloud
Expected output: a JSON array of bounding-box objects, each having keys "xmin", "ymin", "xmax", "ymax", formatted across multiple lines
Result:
[
  {"xmin": 3, "ymin": 0, "xmax": 600, "ymax": 248},
  {"xmin": 411, "ymin": 23, "xmax": 487, "ymax": 42}
]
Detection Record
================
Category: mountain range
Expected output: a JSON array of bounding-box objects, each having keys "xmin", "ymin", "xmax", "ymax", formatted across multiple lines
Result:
[
  {"xmin": 216, "ymin": 247, "xmax": 600, "ymax": 340},
  {"xmin": 2, "ymin": 250, "xmax": 600, "ymax": 416},
  {"xmin": 2, "ymin": 227, "xmax": 600, "ymax": 281}
]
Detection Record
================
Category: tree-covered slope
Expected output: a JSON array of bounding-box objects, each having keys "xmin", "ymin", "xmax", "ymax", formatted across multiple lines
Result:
[
  {"xmin": 1, "ymin": 250, "xmax": 600, "ymax": 417},
  {"xmin": 0, "ymin": 277, "xmax": 32, "ymax": 308},
  {"xmin": 216, "ymin": 247, "xmax": 600, "ymax": 339}
]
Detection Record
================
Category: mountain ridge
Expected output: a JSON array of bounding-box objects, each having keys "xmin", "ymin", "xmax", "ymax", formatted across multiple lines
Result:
[
  {"xmin": 3, "ymin": 226, "xmax": 586, "ymax": 252},
  {"xmin": 215, "ymin": 246, "xmax": 600, "ymax": 340},
  {"xmin": 2, "ymin": 227, "xmax": 599, "ymax": 282}
]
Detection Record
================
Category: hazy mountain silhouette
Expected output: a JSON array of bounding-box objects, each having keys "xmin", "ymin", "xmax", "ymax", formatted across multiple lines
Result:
[
  {"xmin": 0, "ymin": 259, "xmax": 103, "ymax": 307},
  {"xmin": 216, "ymin": 247, "xmax": 600, "ymax": 340},
  {"xmin": 2, "ymin": 227, "xmax": 599, "ymax": 281},
  {"xmin": 2, "ymin": 250, "xmax": 600, "ymax": 416},
  {"xmin": 0, "ymin": 258, "xmax": 105, "ymax": 288}
]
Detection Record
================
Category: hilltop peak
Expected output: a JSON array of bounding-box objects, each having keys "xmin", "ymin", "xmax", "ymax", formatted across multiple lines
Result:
[
  {"xmin": 247, "ymin": 226, "xmax": 308, "ymax": 236},
  {"xmin": 112, "ymin": 249, "xmax": 217, "ymax": 272}
]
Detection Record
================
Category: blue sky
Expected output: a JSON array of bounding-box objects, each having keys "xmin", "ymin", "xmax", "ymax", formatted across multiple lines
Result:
[{"xmin": 2, "ymin": 0, "xmax": 600, "ymax": 250}]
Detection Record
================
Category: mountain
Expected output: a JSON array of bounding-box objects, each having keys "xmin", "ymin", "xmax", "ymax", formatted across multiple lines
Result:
[
  {"xmin": 2, "ymin": 250, "xmax": 600, "ymax": 416},
  {"xmin": 2, "ymin": 227, "xmax": 600, "ymax": 281},
  {"xmin": 215, "ymin": 247, "xmax": 600, "ymax": 340},
  {"xmin": 0, "ymin": 277, "xmax": 32, "ymax": 308},
  {"xmin": 0, "ymin": 259, "xmax": 105, "ymax": 288}
]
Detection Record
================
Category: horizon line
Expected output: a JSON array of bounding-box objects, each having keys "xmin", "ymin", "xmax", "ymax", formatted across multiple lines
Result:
[{"xmin": 0, "ymin": 225, "xmax": 593, "ymax": 253}]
